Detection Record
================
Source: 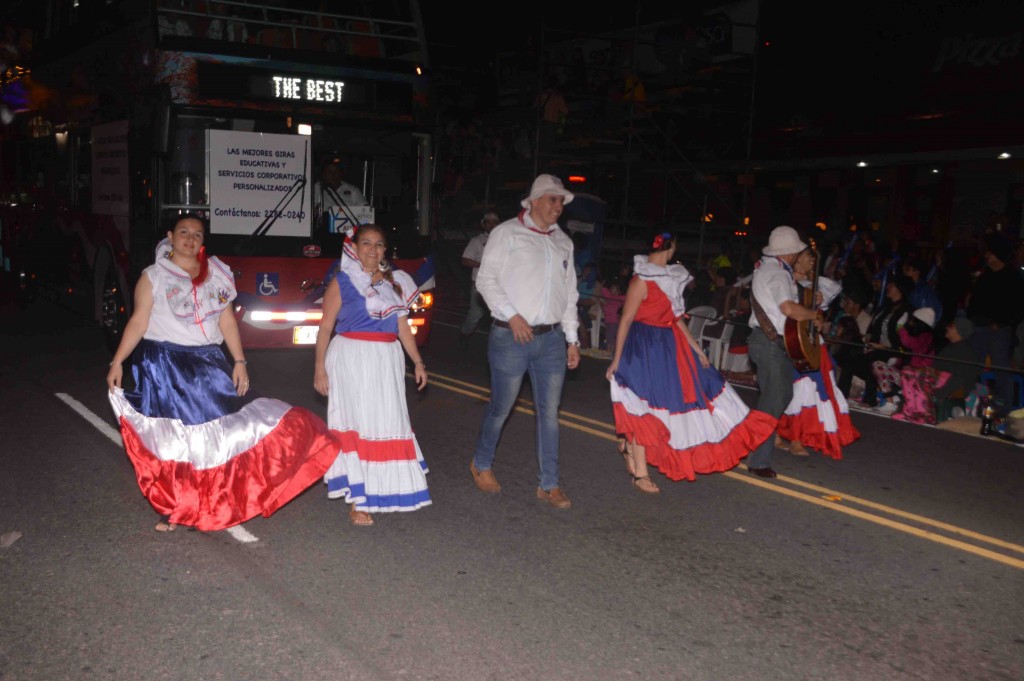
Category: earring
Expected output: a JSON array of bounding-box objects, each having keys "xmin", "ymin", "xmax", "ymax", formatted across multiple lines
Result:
[
  {"xmin": 379, "ymin": 259, "xmax": 389, "ymax": 272},
  {"xmin": 166, "ymin": 249, "xmax": 174, "ymax": 259}
]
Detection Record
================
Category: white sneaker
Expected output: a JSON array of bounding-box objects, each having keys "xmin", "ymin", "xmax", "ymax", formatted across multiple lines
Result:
[{"xmin": 874, "ymin": 402, "xmax": 899, "ymax": 416}]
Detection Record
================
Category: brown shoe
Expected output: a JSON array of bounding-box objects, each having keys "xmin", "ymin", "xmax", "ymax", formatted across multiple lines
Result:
[
  {"xmin": 470, "ymin": 463, "xmax": 501, "ymax": 494},
  {"xmin": 536, "ymin": 486, "xmax": 572, "ymax": 509},
  {"xmin": 774, "ymin": 434, "xmax": 791, "ymax": 452}
]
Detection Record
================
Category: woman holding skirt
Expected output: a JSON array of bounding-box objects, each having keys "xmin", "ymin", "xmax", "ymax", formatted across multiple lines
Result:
[
  {"xmin": 106, "ymin": 214, "xmax": 342, "ymax": 532},
  {"xmin": 607, "ymin": 231, "xmax": 775, "ymax": 493}
]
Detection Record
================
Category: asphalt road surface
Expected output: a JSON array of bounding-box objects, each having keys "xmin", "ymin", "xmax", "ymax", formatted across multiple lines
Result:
[{"xmin": 1, "ymin": 297, "xmax": 1022, "ymax": 681}]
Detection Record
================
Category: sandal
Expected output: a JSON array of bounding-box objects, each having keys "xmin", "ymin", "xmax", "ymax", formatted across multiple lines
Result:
[
  {"xmin": 632, "ymin": 475, "xmax": 660, "ymax": 495},
  {"xmin": 788, "ymin": 441, "xmax": 810, "ymax": 457},
  {"xmin": 774, "ymin": 434, "xmax": 791, "ymax": 452},
  {"xmin": 349, "ymin": 508, "xmax": 374, "ymax": 527},
  {"xmin": 617, "ymin": 439, "xmax": 636, "ymax": 477}
]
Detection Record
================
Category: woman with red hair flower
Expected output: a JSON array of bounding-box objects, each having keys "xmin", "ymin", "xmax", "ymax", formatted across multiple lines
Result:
[
  {"xmin": 106, "ymin": 213, "xmax": 341, "ymax": 532},
  {"xmin": 607, "ymin": 230, "xmax": 775, "ymax": 493}
]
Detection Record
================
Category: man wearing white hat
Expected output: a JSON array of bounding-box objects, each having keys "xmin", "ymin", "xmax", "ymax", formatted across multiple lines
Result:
[
  {"xmin": 746, "ymin": 226, "xmax": 823, "ymax": 478},
  {"xmin": 470, "ymin": 174, "xmax": 582, "ymax": 509},
  {"xmin": 459, "ymin": 210, "xmax": 501, "ymax": 345}
]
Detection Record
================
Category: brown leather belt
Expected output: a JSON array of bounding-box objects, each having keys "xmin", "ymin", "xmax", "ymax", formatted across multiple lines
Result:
[{"xmin": 492, "ymin": 320, "xmax": 559, "ymax": 335}]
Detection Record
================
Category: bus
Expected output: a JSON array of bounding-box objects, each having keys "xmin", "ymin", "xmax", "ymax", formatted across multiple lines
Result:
[{"xmin": 0, "ymin": 0, "xmax": 436, "ymax": 351}]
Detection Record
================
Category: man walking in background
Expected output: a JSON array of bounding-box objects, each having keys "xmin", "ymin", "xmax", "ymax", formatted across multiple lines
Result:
[{"xmin": 459, "ymin": 211, "xmax": 500, "ymax": 346}]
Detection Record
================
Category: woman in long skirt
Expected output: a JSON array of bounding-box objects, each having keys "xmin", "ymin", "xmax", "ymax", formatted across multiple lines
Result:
[
  {"xmin": 775, "ymin": 252, "xmax": 860, "ymax": 459},
  {"xmin": 314, "ymin": 224, "xmax": 430, "ymax": 526},
  {"xmin": 607, "ymin": 231, "xmax": 775, "ymax": 493},
  {"xmin": 106, "ymin": 214, "xmax": 342, "ymax": 532}
]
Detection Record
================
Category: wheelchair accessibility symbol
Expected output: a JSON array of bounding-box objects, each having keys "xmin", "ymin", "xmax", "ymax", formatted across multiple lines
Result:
[{"xmin": 258, "ymin": 273, "xmax": 279, "ymax": 296}]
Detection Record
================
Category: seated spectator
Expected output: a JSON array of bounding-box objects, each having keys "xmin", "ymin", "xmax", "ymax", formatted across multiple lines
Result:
[
  {"xmin": 889, "ymin": 308, "xmax": 940, "ymax": 421},
  {"xmin": 838, "ymin": 274, "xmax": 913, "ymax": 406},
  {"xmin": 685, "ymin": 270, "xmax": 714, "ymax": 310},
  {"xmin": 933, "ymin": 317, "xmax": 980, "ymax": 422},
  {"xmin": 710, "ymin": 266, "xmax": 738, "ymax": 316}
]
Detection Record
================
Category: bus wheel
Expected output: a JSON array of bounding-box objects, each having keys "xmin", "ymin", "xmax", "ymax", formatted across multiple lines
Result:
[{"xmin": 100, "ymin": 264, "xmax": 128, "ymax": 353}]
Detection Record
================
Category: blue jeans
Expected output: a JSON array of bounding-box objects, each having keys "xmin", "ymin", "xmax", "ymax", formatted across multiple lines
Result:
[
  {"xmin": 746, "ymin": 328, "xmax": 792, "ymax": 469},
  {"xmin": 472, "ymin": 324, "xmax": 567, "ymax": 491}
]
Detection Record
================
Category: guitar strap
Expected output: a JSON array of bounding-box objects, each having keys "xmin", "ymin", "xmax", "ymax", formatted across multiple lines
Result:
[{"xmin": 751, "ymin": 293, "xmax": 780, "ymax": 342}]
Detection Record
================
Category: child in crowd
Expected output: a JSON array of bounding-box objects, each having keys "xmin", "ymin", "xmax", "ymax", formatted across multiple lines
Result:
[
  {"xmin": 600, "ymin": 275, "xmax": 625, "ymax": 355},
  {"xmin": 891, "ymin": 307, "xmax": 943, "ymax": 422},
  {"xmin": 577, "ymin": 261, "xmax": 599, "ymax": 349},
  {"xmin": 932, "ymin": 317, "xmax": 980, "ymax": 423}
]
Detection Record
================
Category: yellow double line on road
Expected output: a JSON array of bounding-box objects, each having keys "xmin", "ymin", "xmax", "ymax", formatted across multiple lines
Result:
[{"xmin": 424, "ymin": 369, "xmax": 1024, "ymax": 570}]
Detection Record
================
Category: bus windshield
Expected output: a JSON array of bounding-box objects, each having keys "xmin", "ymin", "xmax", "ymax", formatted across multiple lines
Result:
[{"xmin": 166, "ymin": 114, "xmax": 430, "ymax": 259}]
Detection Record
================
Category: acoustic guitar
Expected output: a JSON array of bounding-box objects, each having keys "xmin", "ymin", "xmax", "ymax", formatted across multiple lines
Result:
[{"xmin": 783, "ymin": 239, "xmax": 821, "ymax": 372}]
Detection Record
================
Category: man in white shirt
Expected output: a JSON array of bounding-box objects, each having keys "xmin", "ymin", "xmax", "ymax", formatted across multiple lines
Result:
[
  {"xmin": 746, "ymin": 226, "xmax": 822, "ymax": 478},
  {"xmin": 470, "ymin": 174, "xmax": 582, "ymax": 509},
  {"xmin": 312, "ymin": 161, "xmax": 368, "ymax": 229},
  {"xmin": 459, "ymin": 210, "xmax": 500, "ymax": 345}
]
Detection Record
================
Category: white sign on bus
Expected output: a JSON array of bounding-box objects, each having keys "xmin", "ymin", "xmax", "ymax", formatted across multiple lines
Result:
[{"xmin": 271, "ymin": 76, "xmax": 345, "ymax": 103}]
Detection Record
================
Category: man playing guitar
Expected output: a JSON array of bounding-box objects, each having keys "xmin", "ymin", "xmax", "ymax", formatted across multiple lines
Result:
[{"xmin": 745, "ymin": 226, "xmax": 823, "ymax": 478}]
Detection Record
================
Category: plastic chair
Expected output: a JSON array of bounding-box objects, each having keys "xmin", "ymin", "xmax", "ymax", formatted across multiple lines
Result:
[
  {"xmin": 686, "ymin": 305, "xmax": 717, "ymax": 342},
  {"xmin": 699, "ymin": 317, "xmax": 735, "ymax": 369},
  {"xmin": 722, "ymin": 345, "xmax": 751, "ymax": 373}
]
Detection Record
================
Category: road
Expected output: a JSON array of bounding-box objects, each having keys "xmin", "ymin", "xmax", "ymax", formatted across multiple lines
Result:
[{"xmin": 1, "ymin": 296, "xmax": 1022, "ymax": 681}]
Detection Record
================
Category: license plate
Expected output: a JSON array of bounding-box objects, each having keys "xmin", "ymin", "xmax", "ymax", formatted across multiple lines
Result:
[{"xmin": 292, "ymin": 326, "xmax": 319, "ymax": 345}]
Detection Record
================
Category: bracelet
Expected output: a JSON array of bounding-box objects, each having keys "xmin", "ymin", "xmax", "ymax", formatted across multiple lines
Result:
[{"xmin": 235, "ymin": 360, "xmax": 247, "ymax": 365}]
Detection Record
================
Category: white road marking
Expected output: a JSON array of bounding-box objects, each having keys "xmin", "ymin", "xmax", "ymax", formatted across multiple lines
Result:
[
  {"xmin": 226, "ymin": 525, "xmax": 259, "ymax": 543},
  {"xmin": 55, "ymin": 392, "xmax": 122, "ymax": 446},
  {"xmin": 56, "ymin": 392, "xmax": 260, "ymax": 544}
]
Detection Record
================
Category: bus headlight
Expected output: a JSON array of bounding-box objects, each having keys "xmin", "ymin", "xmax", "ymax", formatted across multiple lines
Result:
[{"xmin": 410, "ymin": 290, "xmax": 434, "ymax": 311}]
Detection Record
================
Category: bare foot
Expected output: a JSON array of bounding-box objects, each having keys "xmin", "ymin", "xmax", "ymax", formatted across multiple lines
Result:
[
  {"xmin": 788, "ymin": 441, "xmax": 810, "ymax": 456},
  {"xmin": 349, "ymin": 508, "xmax": 374, "ymax": 526},
  {"xmin": 154, "ymin": 521, "xmax": 177, "ymax": 532},
  {"xmin": 774, "ymin": 434, "xmax": 791, "ymax": 452}
]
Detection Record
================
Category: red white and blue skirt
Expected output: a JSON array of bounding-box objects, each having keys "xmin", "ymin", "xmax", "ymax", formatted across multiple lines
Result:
[
  {"xmin": 610, "ymin": 322, "xmax": 776, "ymax": 481},
  {"xmin": 108, "ymin": 339, "xmax": 342, "ymax": 531},
  {"xmin": 777, "ymin": 349, "xmax": 860, "ymax": 460},
  {"xmin": 323, "ymin": 334, "xmax": 431, "ymax": 513}
]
